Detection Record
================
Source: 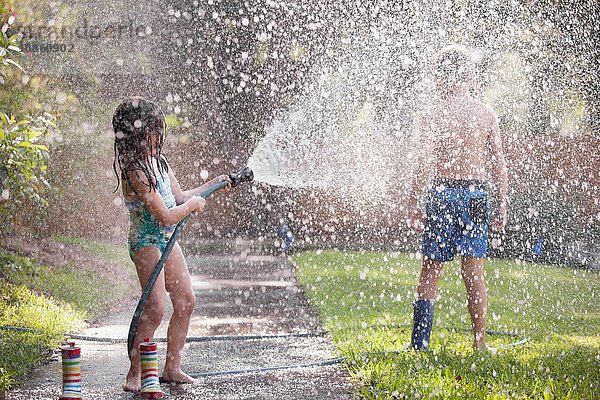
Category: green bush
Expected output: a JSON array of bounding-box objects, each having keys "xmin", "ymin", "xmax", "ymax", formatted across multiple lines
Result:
[
  {"xmin": 0, "ymin": 8, "xmax": 55, "ymax": 213},
  {"xmin": 0, "ymin": 112, "xmax": 54, "ymax": 206}
]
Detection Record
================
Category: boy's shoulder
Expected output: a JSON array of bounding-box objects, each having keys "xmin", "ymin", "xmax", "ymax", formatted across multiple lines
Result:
[
  {"xmin": 467, "ymin": 97, "xmax": 499, "ymax": 127},
  {"xmin": 473, "ymin": 98, "xmax": 498, "ymax": 118}
]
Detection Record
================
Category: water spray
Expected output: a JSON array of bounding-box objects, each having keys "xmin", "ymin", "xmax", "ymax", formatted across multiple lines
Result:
[{"xmin": 127, "ymin": 166, "xmax": 254, "ymax": 361}]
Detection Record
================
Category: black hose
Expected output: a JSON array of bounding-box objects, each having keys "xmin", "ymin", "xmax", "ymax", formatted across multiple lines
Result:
[
  {"xmin": 0, "ymin": 324, "xmax": 527, "ymax": 378},
  {"xmin": 186, "ymin": 357, "xmax": 346, "ymax": 379}
]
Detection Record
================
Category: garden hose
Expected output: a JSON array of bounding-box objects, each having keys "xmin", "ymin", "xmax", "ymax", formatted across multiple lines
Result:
[{"xmin": 0, "ymin": 324, "xmax": 527, "ymax": 378}]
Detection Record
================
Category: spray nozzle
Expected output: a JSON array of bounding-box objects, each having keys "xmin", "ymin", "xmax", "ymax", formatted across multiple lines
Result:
[{"xmin": 229, "ymin": 166, "xmax": 254, "ymax": 187}]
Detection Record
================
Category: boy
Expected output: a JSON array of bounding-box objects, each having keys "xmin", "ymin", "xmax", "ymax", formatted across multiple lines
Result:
[{"xmin": 406, "ymin": 44, "xmax": 508, "ymax": 351}]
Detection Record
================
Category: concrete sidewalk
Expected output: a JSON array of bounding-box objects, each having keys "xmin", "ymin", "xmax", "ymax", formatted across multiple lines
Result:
[{"xmin": 6, "ymin": 254, "xmax": 353, "ymax": 399}]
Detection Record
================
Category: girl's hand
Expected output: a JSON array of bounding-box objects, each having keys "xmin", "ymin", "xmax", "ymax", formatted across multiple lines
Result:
[
  {"xmin": 212, "ymin": 175, "xmax": 232, "ymax": 192},
  {"xmin": 191, "ymin": 196, "xmax": 206, "ymax": 213}
]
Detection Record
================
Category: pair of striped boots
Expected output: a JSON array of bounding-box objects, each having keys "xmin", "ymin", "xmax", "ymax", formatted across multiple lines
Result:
[{"xmin": 59, "ymin": 339, "xmax": 163, "ymax": 399}]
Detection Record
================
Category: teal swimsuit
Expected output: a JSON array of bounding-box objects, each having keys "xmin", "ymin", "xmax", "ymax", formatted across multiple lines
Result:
[{"xmin": 125, "ymin": 172, "xmax": 177, "ymax": 261}]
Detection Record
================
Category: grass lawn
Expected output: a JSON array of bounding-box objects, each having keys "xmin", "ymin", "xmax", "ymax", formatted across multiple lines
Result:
[
  {"xmin": 0, "ymin": 237, "xmax": 134, "ymax": 395},
  {"xmin": 52, "ymin": 234, "xmax": 133, "ymax": 267},
  {"xmin": 294, "ymin": 250, "xmax": 600, "ymax": 399}
]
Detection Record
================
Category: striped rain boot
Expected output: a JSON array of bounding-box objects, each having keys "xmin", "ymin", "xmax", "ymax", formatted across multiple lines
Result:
[
  {"xmin": 59, "ymin": 342, "xmax": 82, "ymax": 400},
  {"xmin": 140, "ymin": 338, "xmax": 164, "ymax": 399}
]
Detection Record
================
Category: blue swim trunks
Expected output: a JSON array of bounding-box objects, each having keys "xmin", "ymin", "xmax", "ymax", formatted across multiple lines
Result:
[
  {"xmin": 125, "ymin": 172, "xmax": 177, "ymax": 261},
  {"xmin": 422, "ymin": 178, "xmax": 489, "ymax": 262}
]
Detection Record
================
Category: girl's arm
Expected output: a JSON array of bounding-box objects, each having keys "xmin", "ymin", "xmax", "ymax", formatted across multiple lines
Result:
[
  {"xmin": 129, "ymin": 169, "xmax": 205, "ymax": 227},
  {"xmin": 167, "ymin": 163, "xmax": 231, "ymax": 205}
]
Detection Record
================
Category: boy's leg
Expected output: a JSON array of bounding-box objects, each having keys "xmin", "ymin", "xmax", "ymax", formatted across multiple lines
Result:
[
  {"xmin": 417, "ymin": 258, "xmax": 445, "ymax": 300},
  {"xmin": 461, "ymin": 256, "xmax": 487, "ymax": 350},
  {"xmin": 163, "ymin": 242, "xmax": 198, "ymax": 383},
  {"xmin": 413, "ymin": 187, "xmax": 454, "ymax": 350},
  {"xmin": 411, "ymin": 258, "xmax": 444, "ymax": 350},
  {"xmin": 124, "ymin": 246, "xmax": 167, "ymax": 392}
]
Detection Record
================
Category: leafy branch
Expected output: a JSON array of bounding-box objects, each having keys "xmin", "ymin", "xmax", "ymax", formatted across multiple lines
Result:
[
  {"xmin": 0, "ymin": 9, "xmax": 55, "ymax": 210},
  {"xmin": 0, "ymin": 8, "xmax": 24, "ymax": 85}
]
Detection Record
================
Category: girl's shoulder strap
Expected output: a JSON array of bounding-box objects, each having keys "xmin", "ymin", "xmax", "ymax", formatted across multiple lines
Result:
[{"xmin": 127, "ymin": 165, "xmax": 160, "ymax": 194}]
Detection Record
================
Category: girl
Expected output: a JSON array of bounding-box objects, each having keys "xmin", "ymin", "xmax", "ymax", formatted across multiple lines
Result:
[{"xmin": 112, "ymin": 96, "xmax": 230, "ymax": 391}]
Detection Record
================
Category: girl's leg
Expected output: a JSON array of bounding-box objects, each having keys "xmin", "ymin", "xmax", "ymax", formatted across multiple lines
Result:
[
  {"xmin": 162, "ymin": 242, "xmax": 198, "ymax": 383},
  {"xmin": 124, "ymin": 246, "xmax": 166, "ymax": 392},
  {"xmin": 461, "ymin": 256, "xmax": 487, "ymax": 350}
]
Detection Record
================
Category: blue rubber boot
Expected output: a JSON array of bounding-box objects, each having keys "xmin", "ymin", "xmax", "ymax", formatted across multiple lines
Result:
[{"xmin": 410, "ymin": 299, "xmax": 434, "ymax": 350}]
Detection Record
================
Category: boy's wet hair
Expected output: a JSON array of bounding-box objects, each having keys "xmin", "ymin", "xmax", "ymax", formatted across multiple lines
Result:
[
  {"xmin": 112, "ymin": 96, "xmax": 169, "ymax": 194},
  {"xmin": 434, "ymin": 44, "xmax": 474, "ymax": 89}
]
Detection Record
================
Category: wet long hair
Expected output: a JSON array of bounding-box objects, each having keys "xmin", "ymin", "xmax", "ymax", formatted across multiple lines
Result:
[{"xmin": 112, "ymin": 96, "xmax": 169, "ymax": 195}]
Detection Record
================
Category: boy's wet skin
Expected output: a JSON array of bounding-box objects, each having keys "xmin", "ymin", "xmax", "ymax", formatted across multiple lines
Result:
[
  {"xmin": 423, "ymin": 96, "xmax": 504, "ymax": 182},
  {"xmin": 420, "ymin": 94, "xmax": 508, "ymax": 230},
  {"xmin": 407, "ymin": 44, "xmax": 508, "ymax": 352}
]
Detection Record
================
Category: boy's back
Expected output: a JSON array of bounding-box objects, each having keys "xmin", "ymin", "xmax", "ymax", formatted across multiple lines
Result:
[{"xmin": 421, "ymin": 95, "xmax": 500, "ymax": 182}]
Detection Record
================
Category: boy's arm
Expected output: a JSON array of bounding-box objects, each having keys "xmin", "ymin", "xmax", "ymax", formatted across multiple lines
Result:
[
  {"xmin": 487, "ymin": 111, "xmax": 508, "ymax": 231},
  {"xmin": 129, "ymin": 169, "xmax": 205, "ymax": 227},
  {"xmin": 406, "ymin": 114, "xmax": 432, "ymax": 231}
]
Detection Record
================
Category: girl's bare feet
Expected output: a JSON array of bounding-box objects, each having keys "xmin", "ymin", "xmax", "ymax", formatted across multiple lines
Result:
[
  {"xmin": 161, "ymin": 368, "xmax": 198, "ymax": 384},
  {"xmin": 123, "ymin": 366, "xmax": 141, "ymax": 392}
]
